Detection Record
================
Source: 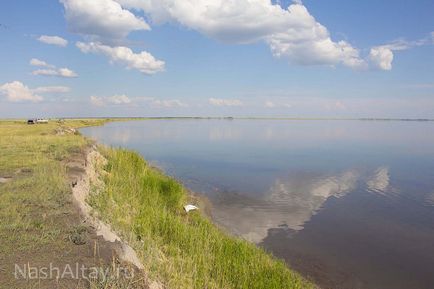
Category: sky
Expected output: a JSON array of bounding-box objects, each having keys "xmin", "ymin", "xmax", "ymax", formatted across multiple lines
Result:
[{"xmin": 0, "ymin": 0, "xmax": 433, "ymax": 118}]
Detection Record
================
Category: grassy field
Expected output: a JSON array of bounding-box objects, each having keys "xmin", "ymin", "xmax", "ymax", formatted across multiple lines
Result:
[
  {"xmin": 0, "ymin": 119, "xmax": 105, "ymax": 252},
  {"xmin": 0, "ymin": 119, "xmax": 314, "ymax": 289},
  {"xmin": 0, "ymin": 119, "xmax": 130, "ymax": 289}
]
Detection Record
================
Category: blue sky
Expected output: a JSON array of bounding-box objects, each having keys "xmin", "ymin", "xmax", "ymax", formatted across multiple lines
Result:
[{"xmin": 0, "ymin": 0, "xmax": 433, "ymax": 118}]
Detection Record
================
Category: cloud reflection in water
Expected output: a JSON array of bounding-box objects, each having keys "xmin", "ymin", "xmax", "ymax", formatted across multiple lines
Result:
[{"xmin": 212, "ymin": 170, "xmax": 359, "ymax": 243}]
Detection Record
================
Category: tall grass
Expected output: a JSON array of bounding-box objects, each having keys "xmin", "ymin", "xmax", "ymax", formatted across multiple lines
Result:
[{"xmin": 90, "ymin": 148, "xmax": 315, "ymax": 289}]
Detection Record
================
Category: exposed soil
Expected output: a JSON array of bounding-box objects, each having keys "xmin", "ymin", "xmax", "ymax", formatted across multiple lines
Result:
[
  {"xmin": 69, "ymin": 147, "xmax": 146, "ymax": 270},
  {"xmin": 0, "ymin": 177, "xmax": 12, "ymax": 183}
]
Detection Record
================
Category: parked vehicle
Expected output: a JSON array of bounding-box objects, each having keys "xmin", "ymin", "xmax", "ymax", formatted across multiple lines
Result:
[{"xmin": 27, "ymin": 119, "xmax": 48, "ymax": 124}]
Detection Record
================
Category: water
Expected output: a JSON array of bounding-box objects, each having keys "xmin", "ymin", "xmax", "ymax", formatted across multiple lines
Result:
[{"xmin": 81, "ymin": 119, "xmax": 434, "ymax": 289}]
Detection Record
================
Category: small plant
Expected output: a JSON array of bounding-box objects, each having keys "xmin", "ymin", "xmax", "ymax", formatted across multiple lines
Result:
[{"xmin": 69, "ymin": 225, "xmax": 88, "ymax": 245}]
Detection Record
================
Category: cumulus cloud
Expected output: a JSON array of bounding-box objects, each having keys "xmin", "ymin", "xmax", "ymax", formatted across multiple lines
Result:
[
  {"xmin": 58, "ymin": 68, "xmax": 78, "ymax": 77},
  {"xmin": 263, "ymin": 100, "xmax": 293, "ymax": 108},
  {"xmin": 369, "ymin": 46, "xmax": 394, "ymax": 71},
  {"xmin": 60, "ymin": 0, "xmax": 164, "ymax": 75},
  {"xmin": 90, "ymin": 94, "xmax": 132, "ymax": 106},
  {"xmin": 38, "ymin": 35, "xmax": 68, "ymax": 47},
  {"xmin": 116, "ymin": 0, "xmax": 366, "ymax": 69},
  {"xmin": 209, "ymin": 98, "xmax": 243, "ymax": 107},
  {"xmin": 59, "ymin": 0, "xmax": 433, "ymax": 71},
  {"xmin": 151, "ymin": 99, "xmax": 187, "ymax": 108},
  {"xmin": 76, "ymin": 41, "xmax": 165, "ymax": 74},
  {"xmin": 109, "ymin": 94, "xmax": 132, "ymax": 104},
  {"xmin": 90, "ymin": 94, "xmax": 188, "ymax": 108},
  {"xmin": 0, "ymin": 81, "xmax": 43, "ymax": 102},
  {"xmin": 265, "ymin": 101, "xmax": 276, "ymax": 108},
  {"xmin": 30, "ymin": 58, "xmax": 78, "ymax": 78},
  {"xmin": 370, "ymin": 35, "xmax": 434, "ymax": 70},
  {"xmin": 32, "ymin": 68, "xmax": 78, "ymax": 78},
  {"xmin": 30, "ymin": 58, "xmax": 55, "ymax": 68},
  {"xmin": 266, "ymin": 5, "xmax": 366, "ymax": 68},
  {"xmin": 33, "ymin": 86, "xmax": 71, "ymax": 93},
  {"xmin": 90, "ymin": 95, "xmax": 105, "ymax": 106},
  {"xmin": 60, "ymin": 0, "xmax": 150, "ymax": 42}
]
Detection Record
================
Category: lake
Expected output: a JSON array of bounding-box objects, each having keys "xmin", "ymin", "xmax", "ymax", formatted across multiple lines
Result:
[{"xmin": 81, "ymin": 119, "xmax": 434, "ymax": 289}]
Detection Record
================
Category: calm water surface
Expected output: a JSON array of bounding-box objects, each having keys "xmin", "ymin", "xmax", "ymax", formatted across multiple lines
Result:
[{"xmin": 81, "ymin": 119, "xmax": 434, "ymax": 289}]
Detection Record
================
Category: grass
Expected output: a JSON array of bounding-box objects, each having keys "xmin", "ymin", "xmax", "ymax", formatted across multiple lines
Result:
[
  {"xmin": 0, "ymin": 119, "xmax": 314, "ymax": 289},
  {"xmin": 0, "ymin": 119, "xmax": 98, "ymax": 253},
  {"xmin": 90, "ymin": 147, "xmax": 315, "ymax": 289},
  {"xmin": 0, "ymin": 119, "xmax": 129, "ymax": 288}
]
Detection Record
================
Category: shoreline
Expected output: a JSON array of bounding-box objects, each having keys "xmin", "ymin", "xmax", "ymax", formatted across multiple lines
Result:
[
  {"xmin": 0, "ymin": 119, "xmax": 315, "ymax": 289},
  {"xmin": 77, "ymin": 120, "xmax": 316, "ymax": 288}
]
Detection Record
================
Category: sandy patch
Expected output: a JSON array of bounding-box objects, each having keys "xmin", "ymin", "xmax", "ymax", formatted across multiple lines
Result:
[{"xmin": 0, "ymin": 177, "xmax": 12, "ymax": 183}]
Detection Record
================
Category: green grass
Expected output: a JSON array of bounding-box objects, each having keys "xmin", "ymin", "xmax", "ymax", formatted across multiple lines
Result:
[
  {"xmin": 90, "ymin": 147, "xmax": 315, "ymax": 289},
  {"xmin": 0, "ymin": 119, "xmax": 120, "ymax": 288},
  {"xmin": 0, "ymin": 120, "xmax": 97, "ymax": 253}
]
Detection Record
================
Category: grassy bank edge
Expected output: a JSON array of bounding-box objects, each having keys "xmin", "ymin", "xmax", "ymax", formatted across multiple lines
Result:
[
  {"xmin": 83, "ymin": 127, "xmax": 316, "ymax": 289},
  {"xmin": 0, "ymin": 119, "xmax": 130, "ymax": 288}
]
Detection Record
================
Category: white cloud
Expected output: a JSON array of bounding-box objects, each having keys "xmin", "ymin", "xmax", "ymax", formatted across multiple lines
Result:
[
  {"xmin": 32, "ymin": 68, "xmax": 78, "ymax": 78},
  {"xmin": 32, "ymin": 69, "xmax": 59, "ymax": 77},
  {"xmin": 369, "ymin": 46, "xmax": 394, "ymax": 71},
  {"xmin": 33, "ymin": 86, "xmax": 71, "ymax": 93},
  {"xmin": 60, "ymin": 0, "xmax": 150, "ymax": 42},
  {"xmin": 90, "ymin": 95, "xmax": 105, "ymax": 106},
  {"xmin": 59, "ymin": 0, "xmax": 433, "ymax": 71},
  {"xmin": 90, "ymin": 94, "xmax": 132, "ymax": 106},
  {"xmin": 324, "ymin": 100, "xmax": 347, "ymax": 110},
  {"xmin": 334, "ymin": 100, "xmax": 346, "ymax": 110},
  {"xmin": 370, "ymin": 35, "xmax": 434, "ymax": 70},
  {"xmin": 30, "ymin": 58, "xmax": 55, "ymax": 68},
  {"xmin": 108, "ymin": 94, "xmax": 132, "ymax": 104},
  {"xmin": 264, "ymin": 101, "xmax": 276, "ymax": 108},
  {"xmin": 151, "ymin": 99, "xmax": 187, "ymax": 108},
  {"xmin": 266, "ymin": 4, "xmax": 366, "ymax": 69},
  {"xmin": 209, "ymin": 98, "xmax": 243, "ymax": 107},
  {"xmin": 30, "ymin": 58, "xmax": 78, "ymax": 78},
  {"xmin": 58, "ymin": 68, "xmax": 78, "ymax": 78},
  {"xmin": 117, "ymin": 0, "xmax": 366, "ymax": 69},
  {"xmin": 0, "ymin": 81, "xmax": 43, "ymax": 102},
  {"xmin": 90, "ymin": 95, "xmax": 187, "ymax": 108},
  {"xmin": 264, "ymin": 100, "xmax": 293, "ymax": 108},
  {"xmin": 38, "ymin": 35, "xmax": 68, "ymax": 47},
  {"xmin": 76, "ymin": 41, "xmax": 164, "ymax": 74}
]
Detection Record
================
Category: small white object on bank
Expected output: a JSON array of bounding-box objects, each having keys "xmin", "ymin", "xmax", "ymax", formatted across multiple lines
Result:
[{"xmin": 184, "ymin": 204, "xmax": 198, "ymax": 213}]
